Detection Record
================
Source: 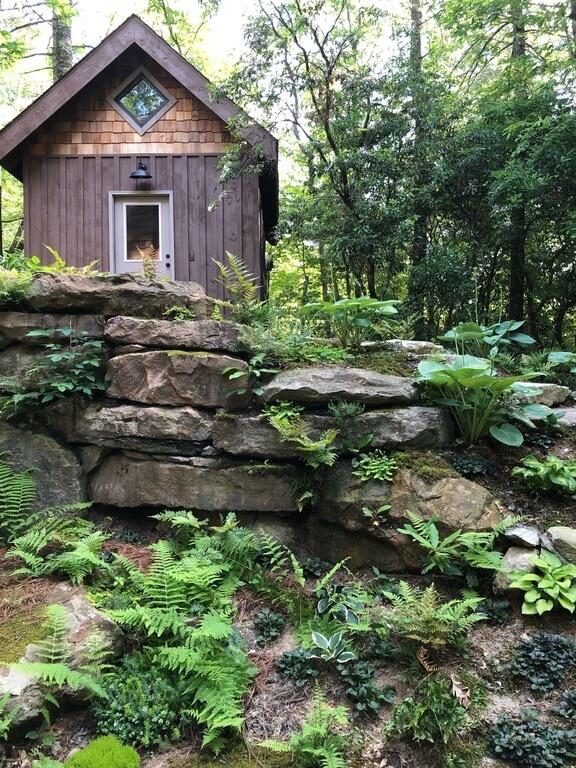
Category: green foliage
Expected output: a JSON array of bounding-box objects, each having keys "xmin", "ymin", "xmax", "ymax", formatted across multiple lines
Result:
[
  {"xmin": 301, "ymin": 557, "xmax": 332, "ymax": 579},
  {"xmin": 162, "ymin": 305, "xmax": 197, "ymax": 322},
  {"xmin": 489, "ymin": 712, "xmax": 576, "ymax": 768},
  {"xmin": 0, "ymin": 328, "xmax": 106, "ymax": 417},
  {"xmin": 386, "ymin": 675, "xmax": 470, "ymax": 747},
  {"xmin": 477, "ymin": 598, "xmax": 510, "ymax": 625},
  {"xmin": 93, "ymin": 655, "xmax": 183, "ymax": 748},
  {"xmin": 26, "ymin": 248, "xmax": 102, "ymax": 276},
  {"xmin": 556, "ymin": 690, "xmax": 576, "ymax": 720},
  {"xmin": 276, "ymin": 648, "xmax": 319, "ymax": 687},
  {"xmin": 361, "ymin": 504, "xmax": 391, "ymax": 527},
  {"xmin": 14, "ymin": 604, "xmax": 105, "ymax": 698},
  {"xmin": 315, "ymin": 579, "xmax": 367, "ymax": 625},
  {"xmin": 337, "ymin": 661, "xmax": 395, "ymax": 714},
  {"xmin": 0, "ymin": 457, "xmax": 36, "ymax": 542},
  {"xmin": 382, "ymin": 582, "xmax": 485, "ymax": 650},
  {"xmin": 213, "ymin": 252, "xmax": 265, "ymax": 325},
  {"xmin": 0, "ymin": 266, "xmax": 32, "ymax": 303},
  {"xmin": 451, "ymin": 453, "xmax": 498, "ymax": 477},
  {"xmin": 397, "ymin": 512, "xmax": 507, "ymax": 576},
  {"xmin": 254, "ymin": 607, "xmax": 285, "ymax": 646},
  {"xmin": 64, "ymin": 736, "xmax": 140, "ymax": 768},
  {"xmin": 310, "ymin": 631, "xmax": 356, "ymax": 664},
  {"xmin": 417, "ymin": 354, "xmax": 555, "ymax": 446},
  {"xmin": 327, "ymin": 401, "xmax": 366, "ymax": 421},
  {"xmin": 511, "ymin": 454, "xmax": 576, "ymax": 493},
  {"xmin": 508, "ymin": 549, "xmax": 576, "ymax": 615},
  {"xmin": 510, "ymin": 633, "xmax": 576, "ymax": 693},
  {"xmin": 261, "ymin": 685, "xmax": 349, "ymax": 768},
  {"xmin": 439, "ymin": 320, "xmax": 535, "ymax": 357},
  {"xmin": 301, "ymin": 297, "xmax": 399, "ymax": 350},
  {"xmin": 223, "ymin": 352, "xmax": 277, "ymax": 398},
  {"xmin": 265, "ymin": 408, "xmax": 339, "ymax": 469},
  {"xmin": 351, "ymin": 450, "xmax": 398, "ymax": 482},
  {"xmin": 0, "ymin": 692, "xmax": 17, "ymax": 742},
  {"xmin": 240, "ymin": 322, "xmax": 349, "ymax": 367}
]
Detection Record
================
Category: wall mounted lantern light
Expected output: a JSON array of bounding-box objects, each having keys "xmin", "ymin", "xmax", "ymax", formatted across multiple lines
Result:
[{"xmin": 129, "ymin": 159, "xmax": 152, "ymax": 180}]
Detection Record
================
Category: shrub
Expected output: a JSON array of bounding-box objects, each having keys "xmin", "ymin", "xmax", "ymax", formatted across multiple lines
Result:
[
  {"xmin": 510, "ymin": 632, "xmax": 576, "ymax": 693},
  {"xmin": 337, "ymin": 660, "xmax": 395, "ymax": 714},
  {"xmin": 93, "ymin": 655, "xmax": 183, "ymax": 748},
  {"xmin": 556, "ymin": 690, "xmax": 576, "ymax": 720},
  {"xmin": 254, "ymin": 608, "xmax": 286, "ymax": 646},
  {"xmin": 489, "ymin": 712, "xmax": 576, "ymax": 768},
  {"xmin": 386, "ymin": 675, "xmax": 469, "ymax": 745},
  {"xmin": 508, "ymin": 549, "xmax": 576, "ymax": 615},
  {"xmin": 511, "ymin": 454, "xmax": 576, "ymax": 493},
  {"xmin": 64, "ymin": 736, "xmax": 140, "ymax": 768},
  {"xmin": 276, "ymin": 648, "xmax": 319, "ymax": 687}
]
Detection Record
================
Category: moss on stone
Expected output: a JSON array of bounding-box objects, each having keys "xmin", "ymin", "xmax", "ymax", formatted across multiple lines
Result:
[
  {"xmin": 166, "ymin": 350, "xmax": 211, "ymax": 358},
  {"xmin": 393, "ymin": 450, "xmax": 457, "ymax": 482},
  {"xmin": 353, "ymin": 349, "xmax": 413, "ymax": 377},
  {"xmin": 0, "ymin": 606, "xmax": 49, "ymax": 663}
]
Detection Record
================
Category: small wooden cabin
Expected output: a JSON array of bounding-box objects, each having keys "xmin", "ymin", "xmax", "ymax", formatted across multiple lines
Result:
[{"xmin": 0, "ymin": 15, "xmax": 278, "ymax": 296}]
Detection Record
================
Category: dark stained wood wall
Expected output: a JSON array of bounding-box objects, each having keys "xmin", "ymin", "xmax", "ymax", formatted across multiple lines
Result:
[{"xmin": 22, "ymin": 153, "xmax": 262, "ymax": 297}]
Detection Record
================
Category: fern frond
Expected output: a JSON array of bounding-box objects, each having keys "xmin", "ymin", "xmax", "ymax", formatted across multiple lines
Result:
[{"xmin": 0, "ymin": 459, "xmax": 36, "ymax": 540}]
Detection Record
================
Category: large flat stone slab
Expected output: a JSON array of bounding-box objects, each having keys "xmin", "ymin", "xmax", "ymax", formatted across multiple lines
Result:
[
  {"xmin": 48, "ymin": 400, "xmax": 214, "ymax": 455},
  {"xmin": 106, "ymin": 350, "xmax": 249, "ymax": 408},
  {"xmin": 24, "ymin": 274, "xmax": 211, "ymax": 319},
  {"xmin": 0, "ymin": 421, "xmax": 84, "ymax": 509},
  {"xmin": 213, "ymin": 407, "xmax": 452, "ymax": 458},
  {"xmin": 261, "ymin": 366, "xmax": 418, "ymax": 406},
  {"xmin": 0, "ymin": 311, "xmax": 104, "ymax": 347},
  {"xmin": 104, "ymin": 316, "xmax": 245, "ymax": 353},
  {"xmin": 89, "ymin": 453, "xmax": 298, "ymax": 512}
]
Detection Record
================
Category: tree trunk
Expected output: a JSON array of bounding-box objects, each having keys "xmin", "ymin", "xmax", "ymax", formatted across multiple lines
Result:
[
  {"xmin": 52, "ymin": 2, "xmax": 73, "ymax": 81},
  {"xmin": 570, "ymin": 0, "xmax": 576, "ymax": 52},
  {"xmin": 507, "ymin": 2, "xmax": 527, "ymax": 320},
  {"xmin": 409, "ymin": 0, "xmax": 428, "ymax": 269}
]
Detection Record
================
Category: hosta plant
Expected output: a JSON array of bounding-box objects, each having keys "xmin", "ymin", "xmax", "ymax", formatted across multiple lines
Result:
[
  {"xmin": 417, "ymin": 355, "xmax": 550, "ymax": 446},
  {"xmin": 301, "ymin": 296, "xmax": 399, "ymax": 350},
  {"xmin": 511, "ymin": 455, "xmax": 576, "ymax": 493},
  {"xmin": 439, "ymin": 319, "xmax": 535, "ymax": 357},
  {"xmin": 310, "ymin": 631, "xmax": 356, "ymax": 663},
  {"xmin": 508, "ymin": 550, "xmax": 576, "ymax": 615}
]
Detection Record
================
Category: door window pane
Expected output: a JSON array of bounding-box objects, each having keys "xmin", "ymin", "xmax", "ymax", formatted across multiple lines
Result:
[{"xmin": 125, "ymin": 204, "xmax": 160, "ymax": 261}]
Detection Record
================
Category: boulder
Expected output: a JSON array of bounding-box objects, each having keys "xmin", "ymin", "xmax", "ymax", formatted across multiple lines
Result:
[
  {"xmin": 318, "ymin": 464, "xmax": 502, "ymax": 538},
  {"xmin": 0, "ymin": 344, "xmax": 45, "ymax": 392},
  {"xmin": 104, "ymin": 316, "xmax": 245, "ymax": 353},
  {"xmin": 48, "ymin": 400, "xmax": 214, "ymax": 455},
  {"xmin": 504, "ymin": 524, "xmax": 540, "ymax": 549},
  {"xmin": 547, "ymin": 526, "xmax": 576, "ymax": 563},
  {"xmin": 1, "ymin": 584, "xmax": 122, "ymax": 734},
  {"xmin": 493, "ymin": 546, "xmax": 536, "ymax": 595},
  {"xmin": 387, "ymin": 339, "xmax": 445, "ymax": 355},
  {"xmin": 90, "ymin": 453, "xmax": 299, "ymax": 513},
  {"xmin": 261, "ymin": 366, "xmax": 419, "ymax": 406},
  {"xmin": 0, "ymin": 311, "xmax": 104, "ymax": 347},
  {"xmin": 213, "ymin": 407, "xmax": 452, "ymax": 458},
  {"xmin": 554, "ymin": 406, "xmax": 576, "ymax": 426},
  {"xmin": 106, "ymin": 350, "xmax": 249, "ymax": 409},
  {"xmin": 515, "ymin": 382, "xmax": 570, "ymax": 407},
  {"xmin": 0, "ymin": 421, "xmax": 84, "ymax": 509},
  {"xmin": 24, "ymin": 273, "xmax": 211, "ymax": 319}
]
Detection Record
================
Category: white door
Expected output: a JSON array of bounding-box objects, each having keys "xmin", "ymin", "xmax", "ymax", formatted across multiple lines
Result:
[{"xmin": 112, "ymin": 194, "xmax": 173, "ymax": 279}]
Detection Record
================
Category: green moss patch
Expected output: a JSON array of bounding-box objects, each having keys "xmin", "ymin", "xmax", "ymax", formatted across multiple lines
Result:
[
  {"xmin": 169, "ymin": 746, "xmax": 293, "ymax": 768},
  {"xmin": 0, "ymin": 605, "xmax": 49, "ymax": 663},
  {"xmin": 393, "ymin": 451, "xmax": 458, "ymax": 482},
  {"xmin": 353, "ymin": 349, "xmax": 413, "ymax": 377}
]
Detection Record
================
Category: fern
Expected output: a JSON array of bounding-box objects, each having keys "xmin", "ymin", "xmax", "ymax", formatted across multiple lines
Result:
[
  {"xmin": 267, "ymin": 413, "xmax": 339, "ymax": 468},
  {"xmin": 13, "ymin": 605, "xmax": 105, "ymax": 698},
  {"xmin": 262, "ymin": 685, "xmax": 349, "ymax": 767},
  {"xmin": 0, "ymin": 458, "xmax": 36, "ymax": 541},
  {"xmin": 44, "ymin": 532, "xmax": 108, "ymax": 584},
  {"xmin": 213, "ymin": 251, "xmax": 258, "ymax": 306},
  {"xmin": 383, "ymin": 581, "xmax": 485, "ymax": 650}
]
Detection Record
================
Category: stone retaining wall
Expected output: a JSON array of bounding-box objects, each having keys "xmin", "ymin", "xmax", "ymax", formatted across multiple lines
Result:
[{"xmin": 0, "ymin": 274, "xmax": 510, "ymax": 570}]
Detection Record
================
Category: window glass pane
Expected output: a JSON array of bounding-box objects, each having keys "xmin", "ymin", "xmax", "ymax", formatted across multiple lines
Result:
[
  {"xmin": 116, "ymin": 75, "xmax": 169, "ymax": 126},
  {"xmin": 126, "ymin": 205, "xmax": 160, "ymax": 261}
]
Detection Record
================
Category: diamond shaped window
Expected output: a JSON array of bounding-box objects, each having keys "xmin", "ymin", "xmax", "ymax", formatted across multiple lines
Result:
[
  {"xmin": 109, "ymin": 67, "xmax": 175, "ymax": 134},
  {"xmin": 115, "ymin": 74, "xmax": 169, "ymax": 125}
]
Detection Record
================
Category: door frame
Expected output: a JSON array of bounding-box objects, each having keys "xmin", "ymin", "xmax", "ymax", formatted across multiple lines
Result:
[{"xmin": 108, "ymin": 190, "xmax": 175, "ymax": 278}]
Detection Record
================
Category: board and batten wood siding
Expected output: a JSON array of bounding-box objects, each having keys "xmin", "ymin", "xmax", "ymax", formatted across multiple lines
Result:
[{"xmin": 22, "ymin": 153, "xmax": 262, "ymax": 296}]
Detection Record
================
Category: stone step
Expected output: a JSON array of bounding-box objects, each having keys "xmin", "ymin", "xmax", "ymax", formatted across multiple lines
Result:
[
  {"xmin": 0, "ymin": 311, "xmax": 104, "ymax": 347},
  {"xmin": 89, "ymin": 453, "xmax": 298, "ymax": 512},
  {"xmin": 261, "ymin": 365, "xmax": 418, "ymax": 406},
  {"xmin": 104, "ymin": 316, "xmax": 245, "ymax": 353},
  {"xmin": 106, "ymin": 350, "xmax": 249, "ymax": 408},
  {"xmin": 213, "ymin": 407, "xmax": 452, "ymax": 458}
]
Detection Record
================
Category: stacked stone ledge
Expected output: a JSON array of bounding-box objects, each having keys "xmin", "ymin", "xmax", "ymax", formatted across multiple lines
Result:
[{"xmin": 0, "ymin": 273, "xmax": 511, "ymax": 571}]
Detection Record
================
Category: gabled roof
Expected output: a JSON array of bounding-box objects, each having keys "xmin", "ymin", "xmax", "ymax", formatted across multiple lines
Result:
[{"xmin": 0, "ymin": 14, "xmax": 277, "ymax": 174}]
